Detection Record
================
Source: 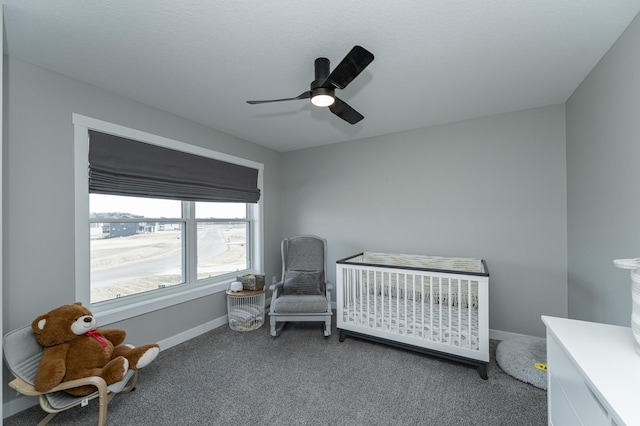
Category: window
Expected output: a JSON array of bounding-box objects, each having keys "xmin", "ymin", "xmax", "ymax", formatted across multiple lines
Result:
[
  {"xmin": 74, "ymin": 114, "xmax": 263, "ymax": 324},
  {"xmin": 195, "ymin": 201, "xmax": 250, "ymax": 280}
]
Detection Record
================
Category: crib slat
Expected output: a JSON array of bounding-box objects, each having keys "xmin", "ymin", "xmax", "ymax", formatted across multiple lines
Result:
[
  {"xmin": 344, "ymin": 268, "xmax": 348, "ymax": 324},
  {"xmin": 358, "ymin": 269, "xmax": 363, "ymax": 325},
  {"xmin": 365, "ymin": 270, "xmax": 369, "ymax": 327},
  {"xmin": 380, "ymin": 271, "xmax": 385, "ymax": 330},
  {"xmin": 412, "ymin": 274, "xmax": 416, "ymax": 337},
  {"xmin": 403, "ymin": 273, "xmax": 407, "ymax": 335},
  {"xmin": 351, "ymin": 268, "xmax": 355, "ymax": 323},
  {"xmin": 373, "ymin": 270, "xmax": 377, "ymax": 329},
  {"xmin": 447, "ymin": 277, "xmax": 451, "ymax": 345},
  {"xmin": 346, "ymin": 268, "xmax": 350, "ymax": 324},
  {"xmin": 388, "ymin": 272, "xmax": 392, "ymax": 331},
  {"xmin": 429, "ymin": 275, "xmax": 434, "ymax": 341},
  {"xmin": 468, "ymin": 279, "xmax": 472, "ymax": 350},
  {"xmin": 438, "ymin": 277, "xmax": 443, "ymax": 343},
  {"xmin": 351, "ymin": 268, "xmax": 355, "ymax": 322},
  {"xmin": 421, "ymin": 275, "xmax": 425, "ymax": 339},
  {"xmin": 393, "ymin": 272, "xmax": 398, "ymax": 333},
  {"xmin": 457, "ymin": 279, "xmax": 462, "ymax": 348},
  {"xmin": 355, "ymin": 268, "xmax": 360, "ymax": 324}
]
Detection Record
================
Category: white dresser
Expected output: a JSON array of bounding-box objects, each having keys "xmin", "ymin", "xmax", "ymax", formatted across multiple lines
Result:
[{"xmin": 542, "ymin": 316, "xmax": 640, "ymax": 426}]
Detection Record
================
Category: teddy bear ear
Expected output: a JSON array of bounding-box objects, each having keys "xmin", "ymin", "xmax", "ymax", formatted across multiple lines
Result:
[
  {"xmin": 74, "ymin": 302, "xmax": 84, "ymax": 307},
  {"xmin": 32, "ymin": 315, "xmax": 47, "ymax": 332}
]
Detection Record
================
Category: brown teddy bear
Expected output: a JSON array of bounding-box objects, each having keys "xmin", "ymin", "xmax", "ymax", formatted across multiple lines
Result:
[{"xmin": 32, "ymin": 302, "xmax": 160, "ymax": 396}]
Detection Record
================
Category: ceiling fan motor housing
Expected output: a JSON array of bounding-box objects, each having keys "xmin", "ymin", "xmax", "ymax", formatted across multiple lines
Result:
[
  {"xmin": 314, "ymin": 57, "xmax": 330, "ymax": 82},
  {"xmin": 311, "ymin": 57, "xmax": 335, "ymax": 98}
]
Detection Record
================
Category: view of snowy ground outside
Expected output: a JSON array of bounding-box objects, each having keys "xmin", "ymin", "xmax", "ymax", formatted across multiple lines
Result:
[{"xmin": 90, "ymin": 224, "xmax": 246, "ymax": 303}]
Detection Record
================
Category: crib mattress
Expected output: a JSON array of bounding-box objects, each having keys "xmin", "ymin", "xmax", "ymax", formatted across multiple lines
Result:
[
  {"xmin": 338, "ymin": 252, "xmax": 488, "ymax": 276},
  {"xmin": 343, "ymin": 297, "xmax": 479, "ymax": 350}
]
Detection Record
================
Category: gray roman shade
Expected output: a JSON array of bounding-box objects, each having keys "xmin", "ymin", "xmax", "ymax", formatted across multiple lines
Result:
[{"xmin": 88, "ymin": 130, "xmax": 260, "ymax": 203}]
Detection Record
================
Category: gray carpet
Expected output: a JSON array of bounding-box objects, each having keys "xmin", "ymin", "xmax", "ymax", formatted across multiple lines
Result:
[
  {"xmin": 5, "ymin": 320, "xmax": 547, "ymax": 425},
  {"xmin": 496, "ymin": 336, "xmax": 547, "ymax": 390}
]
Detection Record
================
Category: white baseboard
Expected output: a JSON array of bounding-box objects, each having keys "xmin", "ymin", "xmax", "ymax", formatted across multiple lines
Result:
[
  {"xmin": 157, "ymin": 315, "xmax": 228, "ymax": 350},
  {"xmin": 489, "ymin": 329, "xmax": 531, "ymax": 341}
]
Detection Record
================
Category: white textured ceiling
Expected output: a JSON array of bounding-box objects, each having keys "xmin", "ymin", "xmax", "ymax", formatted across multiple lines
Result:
[{"xmin": 3, "ymin": 1, "xmax": 640, "ymax": 152}]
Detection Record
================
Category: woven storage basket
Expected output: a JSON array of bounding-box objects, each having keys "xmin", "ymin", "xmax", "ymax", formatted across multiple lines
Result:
[
  {"xmin": 226, "ymin": 289, "xmax": 265, "ymax": 332},
  {"xmin": 237, "ymin": 274, "xmax": 265, "ymax": 291}
]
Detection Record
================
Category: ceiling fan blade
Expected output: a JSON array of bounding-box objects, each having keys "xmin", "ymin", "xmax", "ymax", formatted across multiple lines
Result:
[
  {"xmin": 325, "ymin": 46, "xmax": 374, "ymax": 90},
  {"xmin": 328, "ymin": 97, "xmax": 364, "ymax": 124},
  {"xmin": 247, "ymin": 91, "xmax": 311, "ymax": 104}
]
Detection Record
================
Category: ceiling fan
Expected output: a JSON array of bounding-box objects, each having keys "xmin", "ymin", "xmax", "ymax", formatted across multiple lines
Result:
[{"xmin": 246, "ymin": 45, "xmax": 374, "ymax": 124}]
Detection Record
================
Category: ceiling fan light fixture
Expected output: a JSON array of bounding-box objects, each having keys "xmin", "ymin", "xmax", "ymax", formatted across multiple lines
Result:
[
  {"xmin": 310, "ymin": 87, "xmax": 335, "ymax": 107},
  {"xmin": 311, "ymin": 93, "xmax": 335, "ymax": 107}
]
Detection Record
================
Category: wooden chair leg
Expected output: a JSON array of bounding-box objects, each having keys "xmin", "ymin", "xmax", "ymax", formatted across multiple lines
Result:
[
  {"xmin": 96, "ymin": 386, "xmax": 112, "ymax": 426},
  {"xmin": 37, "ymin": 412, "xmax": 58, "ymax": 426}
]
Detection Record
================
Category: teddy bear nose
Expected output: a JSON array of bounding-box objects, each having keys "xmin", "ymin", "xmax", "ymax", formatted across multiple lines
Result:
[{"xmin": 83, "ymin": 317, "xmax": 92, "ymax": 323}]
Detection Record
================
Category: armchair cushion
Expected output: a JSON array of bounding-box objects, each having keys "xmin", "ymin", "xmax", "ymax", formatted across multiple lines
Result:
[
  {"xmin": 282, "ymin": 270, "xmax": 323, "ymax": 295},
  {"xmin": 272, "ymin": 295, "xmax": 329, "ymax": 313}
]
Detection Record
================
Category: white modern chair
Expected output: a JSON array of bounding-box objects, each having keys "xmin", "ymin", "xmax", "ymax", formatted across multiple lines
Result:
[{"xmin": 3, "ymin": 325, "xmax": 138, "ymax": 426}]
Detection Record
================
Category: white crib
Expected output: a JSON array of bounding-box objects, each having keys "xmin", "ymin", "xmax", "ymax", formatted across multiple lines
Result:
[{"xmin": 336, "ymin": 252, "xmax": 490, "ymax": 379}]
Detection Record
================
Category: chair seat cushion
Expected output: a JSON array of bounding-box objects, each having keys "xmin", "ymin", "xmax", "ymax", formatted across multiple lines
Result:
[
  {"xmin": 44, "ymin": 369, "xmax": 137, "ymax": 410},
  {"xmin": 272, "ymin": 295, "xmax": 328, "ymax": 313}
]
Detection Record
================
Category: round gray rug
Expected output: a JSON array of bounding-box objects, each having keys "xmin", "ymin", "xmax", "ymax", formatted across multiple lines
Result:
[{"xmin": 496, "ymin": 336, "xmax": 547, "ymax": 390}]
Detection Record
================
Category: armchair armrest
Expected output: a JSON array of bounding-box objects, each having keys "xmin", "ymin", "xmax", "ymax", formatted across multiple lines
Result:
[
  {"xmin": 268, "ymin": 282, "xmax": 283, "ymax": 291},
  {"xmin": 269, "ymin": 282, "xmax": 283, "ymax": 303}
]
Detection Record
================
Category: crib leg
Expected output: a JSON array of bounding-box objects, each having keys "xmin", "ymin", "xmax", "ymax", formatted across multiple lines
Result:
[
  {"xmin": 339, "ymin": 330, "xmax": 346, "ymax": 342},
  {"xmin": 477, "ymin": 364, "xmax": 488, "ymax": 380}
]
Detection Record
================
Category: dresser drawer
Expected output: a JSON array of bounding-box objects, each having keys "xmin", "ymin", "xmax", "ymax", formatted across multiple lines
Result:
[
  {"xmin": 548, "ymin": 375, "xmax": 582, "ymax": 426},
  {"xmin": 548, "ymin": 336, "xmax": 610, "ymax": 425}
]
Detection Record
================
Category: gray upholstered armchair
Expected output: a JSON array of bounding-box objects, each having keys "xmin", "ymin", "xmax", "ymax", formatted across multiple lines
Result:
[{"xmin": 268, "ymin": 235, "xmax": 333, "ymax": 337}]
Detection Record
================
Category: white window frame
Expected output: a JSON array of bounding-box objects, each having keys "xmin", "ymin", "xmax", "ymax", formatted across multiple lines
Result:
[{"xmin": 73, "ymin": 114, "xmax": 264, "ymax": 325}]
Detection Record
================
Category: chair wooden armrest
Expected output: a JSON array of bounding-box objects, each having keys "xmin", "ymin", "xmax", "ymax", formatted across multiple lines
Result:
[
  {"xmin": 269, "ymin": 282, "xmax": 283, "ymax": 291},
  {"xmin": 9, "ymin": 375, "xmax": 108, "ymax": 397},
  {"xmin": 9, "ymin": 375, "xmax": 111, "ymax": 425},
  {"xmin": 269, "ymin": 282, "xmax": 283, "ymax": 300}
]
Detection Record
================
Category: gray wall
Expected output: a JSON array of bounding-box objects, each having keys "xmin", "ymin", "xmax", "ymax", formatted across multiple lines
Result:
[
  {"xmin": 281, "ymin": 105, "xmax": 568, "ymax": 337},
  {"xmin": 566, "ymin": 12, "xmax": 640, "ymax": 326},
  {"xmin": 2, "ymin": 56, "xmax": 283, "ymax": 403}
]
